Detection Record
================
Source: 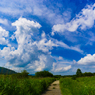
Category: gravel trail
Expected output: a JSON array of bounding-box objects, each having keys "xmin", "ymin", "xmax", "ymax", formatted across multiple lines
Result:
[{"xmin": 42, "ymin": 80, "xmax": 62, "ymax": 95}]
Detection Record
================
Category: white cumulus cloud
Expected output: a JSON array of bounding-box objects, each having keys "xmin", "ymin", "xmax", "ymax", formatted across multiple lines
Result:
[
  {"xmin": 77, "ymin": 54, "xmax": 95, "ymax": 65},
  {"xmin": 0, "ymin": 17, "xmax": 83, "ymax": 73},
  {"xmin": 0, "ymin": 18, "xmax": 57, "ymax": 73}
]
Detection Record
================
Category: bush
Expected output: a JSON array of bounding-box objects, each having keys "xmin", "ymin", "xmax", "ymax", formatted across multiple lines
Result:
[
  {"xmin": 35, "ymin": 70, "xmax": 53, "ymax": 77},
  {"xmin": 83, "ymin": 72, "xmax": 93, "ymax": 77},
  {"xmin": 21, "ymin": 70, "xmax": 29, "ymax": 77},
  {"xmin": 72, "ymin": 75, "xmax": 77, "ymax": 80},
  {"xmin": 11, "ymin": 70, "xmax": 29, "ymax": 78},
  {"xmin": 53, "ymin": 75, "xmax": 62, "ymax": 79}
]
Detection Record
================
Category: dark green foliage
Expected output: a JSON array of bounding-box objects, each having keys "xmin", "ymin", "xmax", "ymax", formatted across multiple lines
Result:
[
  {"xmin": 0, "ymin": 67, "xmax": 16, "ymax": 75},
  {"xmin": 76, "ymin": 68, "xmax": 82, "ymax": 77},
  {"xmin": 62, "ymin": 75, "xmax": 73, "ymax": 78},
  {"xmin": 53, "ymin": 75, "xmax": 62, "ymax": 79},
  {"xmin": 72, "ymin": 75, "xmax": 77, "ymax": 80},
  {"xmin": 35, "ymin": 70, "xmax": 53, "ymax": 77},
  {"xmin": 11, "ymin": 70, "xmax": 29, "ymax": 78},
  {"xmin": 21, "ymin": 70, "xmax": 29, "ymax": 77},
  {"xmin": 11, "ymin": 73, "xmax": 21, "ymax": 78},
  {"xmin": 75, "ymin": 69, "xmax": 95, "ymax": 77},
  {"xmin": 0, "ymin": 76, "xmax": 55, "ymax": 95},
  {"xmin": 93, "ymin": 72, "xmax": 95, "ymax": 76},
  {"xmin": 83, "ymin": 72, "xmax": 94, "ymax": 77}
]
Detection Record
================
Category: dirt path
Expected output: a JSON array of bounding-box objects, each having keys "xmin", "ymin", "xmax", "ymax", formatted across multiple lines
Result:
[{"xmin": 42, "ymin": 80, "xmax": 62, "ymax": 95}]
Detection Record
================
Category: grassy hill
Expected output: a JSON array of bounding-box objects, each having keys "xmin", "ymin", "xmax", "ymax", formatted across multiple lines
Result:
[{"xmin": 0, "ymin": 67, "xmax": 17, "ymax": 74}]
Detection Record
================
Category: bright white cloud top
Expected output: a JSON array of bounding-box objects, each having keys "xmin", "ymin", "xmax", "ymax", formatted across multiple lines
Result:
[{"xmin": 77, "ymin": 54, "xmax": 95, "ymax": 65}]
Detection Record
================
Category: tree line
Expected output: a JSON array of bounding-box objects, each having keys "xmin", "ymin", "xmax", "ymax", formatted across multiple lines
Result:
[{"xmin": 9, "ymin": 68, "xmax": 95, "ymax": 79}]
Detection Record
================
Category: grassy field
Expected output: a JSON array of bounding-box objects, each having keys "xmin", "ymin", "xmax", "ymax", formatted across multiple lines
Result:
[
  {"xmin": 60, "ymin": 76, "xmax": 95, "ymax": 95},
  {"xmin": 0, "ymin": 75, "xmax": 56, "ymax": 95}
]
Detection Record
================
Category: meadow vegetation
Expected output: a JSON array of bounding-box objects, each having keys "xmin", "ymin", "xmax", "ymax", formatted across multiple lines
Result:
[
  {"xmin": 0, "ymin": 75, "xmax": 55, "ymax": 95},
  {"xmin": 60, "ymin": 69, "xmax": 95, "ymax": 95},
  {"xmin": 1, "ymin": 67, "xmax": 95, "ymax": 95},
  {"xmin": 0, "ymin": 69, "xmax": 56, "ymax": 95}
]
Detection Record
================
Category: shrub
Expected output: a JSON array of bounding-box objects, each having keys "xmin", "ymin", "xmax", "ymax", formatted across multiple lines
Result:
[
  {"xmin": 83, "ymin": 72, "xmax": 93, "ymax": 77},
  {"xmin": 72, "ymin": 75, "xmax": 77, "ymax": 80},
  {"xmin": 11, "ymin": 70, "xmax": 29, "ymax": 78},
  {"xmin": 35, "ymin": 70, "xmax": 53, "ymax": 77}
]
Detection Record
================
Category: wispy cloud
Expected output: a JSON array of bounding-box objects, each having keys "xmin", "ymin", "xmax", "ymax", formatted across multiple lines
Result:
[
  {"xmin": 0, "ymin": 18, "xmax": 8, "ymax": 25},
  {"xmin": 55, "ymin": 40, "xmax": 83, "ymax": 53},
  {"xmin": 0, "ymin": 27, "xmax": 9, "ymax": 45},
  {"xmin": 52, "ymin": 3, "xmax": 95, "ymax": 35},
  {"xmin": 51, "ymin": 56, "xmax": 72, "ymax": 73},
  {"xmin": 0, "ymin": 0, "xmax": 70, "ymax": 25}
]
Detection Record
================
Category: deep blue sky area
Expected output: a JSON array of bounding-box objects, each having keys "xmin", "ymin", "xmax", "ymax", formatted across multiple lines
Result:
[{"xmin": 0, "ymin": 0, "xmax": 95, "ymax": 75}]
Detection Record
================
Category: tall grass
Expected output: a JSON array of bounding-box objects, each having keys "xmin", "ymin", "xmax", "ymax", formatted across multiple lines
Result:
[
  {"xmin": 60, "ymin": 76, "xmax": 95, "ymax": 95},
  {"xmin": 0, "ymin": 75, "xmax": 55, "ymax": 95}
]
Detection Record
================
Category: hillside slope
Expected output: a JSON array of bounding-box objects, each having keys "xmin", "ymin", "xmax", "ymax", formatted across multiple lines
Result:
[{"xmin": 0, "ymin": 67, "xmax": 17, "ymax": 74}]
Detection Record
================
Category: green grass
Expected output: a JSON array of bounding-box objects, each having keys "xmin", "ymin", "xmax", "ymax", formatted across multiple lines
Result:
[
  {"xmin": 60, "ymin": 76, "xmax": 95, "ymax": 95},
  {"xmin": 0, "ymin": 75, "xmax": 55, "ymax": 95}
]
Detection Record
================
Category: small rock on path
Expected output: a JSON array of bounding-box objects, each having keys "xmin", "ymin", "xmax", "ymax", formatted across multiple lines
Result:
[{"xmin": 42, "ymin": 80, "xmax": 62, "ymax": 95}]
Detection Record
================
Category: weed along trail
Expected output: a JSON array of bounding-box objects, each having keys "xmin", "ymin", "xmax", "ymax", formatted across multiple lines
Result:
[{"xmin": 42, "ymin": 80, "xmax": 62, "ymax": 95}]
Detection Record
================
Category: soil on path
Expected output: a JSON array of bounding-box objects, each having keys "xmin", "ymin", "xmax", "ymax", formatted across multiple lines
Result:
[{"xmin": 42, "ymin": 80, "xmax": 62, "ymax": 95}]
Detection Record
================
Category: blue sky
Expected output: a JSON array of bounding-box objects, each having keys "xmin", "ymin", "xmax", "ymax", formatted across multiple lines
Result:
[{"xmin": 0, "ymin": 0, "xmax": 95, "ymax": 75}]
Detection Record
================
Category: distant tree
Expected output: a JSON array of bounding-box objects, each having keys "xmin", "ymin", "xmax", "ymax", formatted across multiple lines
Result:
[
  {"xmin": 11, "ymin": 70, "xmax": 29, "ymax": 78},
  {"xmin": 76, "ymin": 68, "xmax": 82, "ymax": 77},
  {"xmin": 53, "ymin": 75, "xmax": 62, "ymax": 79},
  {"xmin": 93, "ymin": 72, "xmax": 95, "ymax": 76},
  {"xmin": 35, "ymin": 70, "xmax": 53, "ymax": 77},
  {"xmin": 83, "ymin": 72, "xmax": 93, "ymax": 77},
  {"xmin": 21, "ymin": 70, "xmax": 29, "ymax": 77}
]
